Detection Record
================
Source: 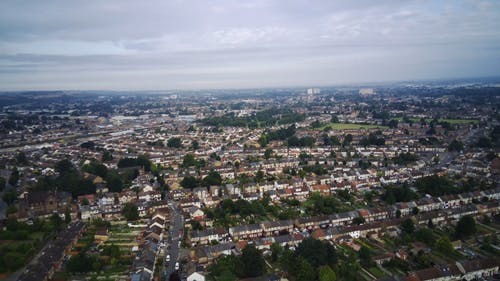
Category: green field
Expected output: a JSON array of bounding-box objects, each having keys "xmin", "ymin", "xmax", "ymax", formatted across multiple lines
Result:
[
  {"xmin": 395, "ymin": 117, "xmax": 479, "ymax": 124},
  {"xmin": 320, "ymin": 123, "xmax": 388, "ymax": 130}
]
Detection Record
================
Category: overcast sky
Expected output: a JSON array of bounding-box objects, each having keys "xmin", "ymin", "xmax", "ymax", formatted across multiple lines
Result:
[{"xmin": 0, "ymin": 0, "xmax": 499, "ymax": 91}]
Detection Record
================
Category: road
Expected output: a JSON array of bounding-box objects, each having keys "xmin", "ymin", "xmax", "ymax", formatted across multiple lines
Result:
[{"xmin": 163, "ymin": 200, "xmax": 184, "ymax": 280}]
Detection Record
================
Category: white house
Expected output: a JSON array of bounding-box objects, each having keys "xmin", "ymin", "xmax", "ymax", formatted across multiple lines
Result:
[{"xmin": 187, "ymin": 272, "xmax": 205, "ymax": 281}]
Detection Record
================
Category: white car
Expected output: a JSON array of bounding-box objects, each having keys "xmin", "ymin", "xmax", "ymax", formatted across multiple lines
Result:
[
  {"xmin": 175, "ymin": 262, "xmax": 180, "ymax": 271},
  {"xmin": 166, "ymin": 254, "xmax": 170, "ymax": 262}
]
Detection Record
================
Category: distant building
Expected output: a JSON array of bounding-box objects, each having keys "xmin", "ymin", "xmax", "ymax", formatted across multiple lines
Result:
[
  {"xmin": 359, "ymin": 88, "xmax": 375, "ymax": 96},
  {"xmin": 307, "ymin": 88, "xmax": 321, "ymax": 95}
]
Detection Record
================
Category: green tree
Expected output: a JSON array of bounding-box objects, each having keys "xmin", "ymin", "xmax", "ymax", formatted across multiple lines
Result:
[
  {"xmin": 319, "ymin": 265, "xmax": 337, "ymax": 281},
  {"xmin": 0, "ymin": 177, "xmax": 6, "ymax": 191},
  {"xmin": 270, "ymin": 242, "xmax": 283, "ymax": 262},
  {"xmin": 239, "ymin": 244, "xmax": 265, "ymax": 278},
  {"xmin": 2, "ymin": 190, "xmax": 17, "ymax": 205},
  {"xmin": 455, "ymin": 215, "xmax": 476, "ymax": 238},
  {"xmin": 401, "ymin": 218, "xmax": 415, "ymax": 234},
  {"xmin": 65, "ymin": 208, "xmax": 71, "ymax": 223},
  {"xmin": 50, "ymin": 213, "xmax": 63, "ymax": 230},
  {"xmin": 264, "ymin": 148, "xmax": 273, "ymax": 159},
  {"xmin": 181, "ymin": 176, "xmax": 199, "ymax": 189},
  {"xmin": 102, "ymin": 150, "xmax": 113, "ymax": 162},
  {"xmin": 343, "ymin": 134, "xmax": 353, "ymax": 146},
  {"xmin": 435, "ymin": 236, "xmax": 453, "ymax": 253},
  {"xmin": 167, "ymin": 137, "xmax": 182, "ymax": 148},
  {"xmin": 202, "ymin": 170, "xmax": 222, "ymax": 186},
  {"xmin": 8, "ymin": 167, "xmax": 19, "ymax": 186},
  {"xmin": 295, "ymin": 237, "xmax": 337, "ymax": 268},
  {"xmin": 448, "ymin": 139, "xmax": 463, "ymax": 152},
  {"xmin": 182, "ymin": 153, "xmax": 198, "ymax": 167},
  {"xmin": 358, "ymin": 246, "xmax": 371, "ymax": 265},
  {"xmin": 191, "ymin": 140, "xmax": 199, "ymax": 150},
  {"xmin": 296, "ymin": 258, "xmax": 316, "ymax": 281},
  {"xmin": 122, "ymin": 203, "xmax": 139, "ymax": 221},
  {"xmin": 106, "ymin": 170, "xmax": 124, "ymax": 192},
  {"xmin": 16, "ymin": 151, "xmax": 29, "ymax": 165}
]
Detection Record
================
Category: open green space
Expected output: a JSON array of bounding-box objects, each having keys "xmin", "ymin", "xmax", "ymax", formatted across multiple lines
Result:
[{"xmin": 320, "ymin": 123, "xmax": 388, "ymax": 130}]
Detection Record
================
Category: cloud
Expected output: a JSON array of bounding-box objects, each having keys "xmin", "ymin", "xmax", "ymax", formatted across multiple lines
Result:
[{"xmin": 0, "ymin": 0, "xmax": 499, "ymax": 90}]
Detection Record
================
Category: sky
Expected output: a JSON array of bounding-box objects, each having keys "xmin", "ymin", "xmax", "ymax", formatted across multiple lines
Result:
[{"xmin": 0, "ymin": 0, "xmax": 499, "ymax": 91}]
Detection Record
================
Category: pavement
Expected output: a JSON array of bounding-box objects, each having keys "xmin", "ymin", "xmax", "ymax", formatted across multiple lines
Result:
[{"xmin": 163, "ymin": 200, "xmax": 185, "ymax": 280}]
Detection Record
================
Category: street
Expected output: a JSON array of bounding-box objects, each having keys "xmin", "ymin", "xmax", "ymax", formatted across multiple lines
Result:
[{"xmin": 163, "ymin": 200, "xmax": 184, "ymax": 280}]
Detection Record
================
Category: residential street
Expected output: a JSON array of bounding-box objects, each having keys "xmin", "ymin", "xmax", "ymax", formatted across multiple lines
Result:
[{"xmin": 164, "ymin": 200, "xmax": 184, "ymax": 280}]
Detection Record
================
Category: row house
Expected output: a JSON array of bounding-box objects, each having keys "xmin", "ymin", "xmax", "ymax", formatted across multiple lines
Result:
[
  {"xmin": 80, "ymin": 204, "xmax": 101, "ymax": 220},
  {"xmin": 439, "ymin": 194, "xmax": 462, "ymax": 209},
  {"xmin": 138, "ymin": 190, "xmax": 161, "ymax": 202},
  {"xmin": 415, "ymin": 197, "xmax": 441, "ymax": 212},
  {"xmin": 357, "ymin": 207, "xmax": 391, "ymax": 223},
  {"xmin": 311, "ymin": 184, "xmax": 331, "ymax": 196},
  {"xmin": 273, "ymin": 233, "xmax": 304, "ymax": 248},
  {"xmin": 295, "ymin": 215, "xmax": 330, "ymax": 230},
  {"xmin": 229, "ymin": 224, "xmax": 263, "ymax": 240},
  {"xmin": 261, "ymin": 220, "xmax": 294, "ymax": 236},
  {"xmin": 118, "ymin": 190, "xmax": 136, "ymax": 204},
  {"xmin": 392, "ymin": 201, "xmax": 418, "ymax": 217},
  {"xmin": 329, "ymin": 211, "xmax": 359, "ymax": 227},
  {"xmin": 190, "ymin": 228, "xmax": 229, "ymax": 245}
]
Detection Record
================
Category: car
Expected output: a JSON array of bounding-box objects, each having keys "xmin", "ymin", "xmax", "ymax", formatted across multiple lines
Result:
[
  {"xmin": 166, "ymin": 254, "xmax": 170, "ymax": 262},
  {"xmin": 175, "ymin": 262, "xmax": 180, "ymax": 271}
]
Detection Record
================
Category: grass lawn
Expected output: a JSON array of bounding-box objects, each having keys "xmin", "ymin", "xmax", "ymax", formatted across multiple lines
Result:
[
  {"xmin": 368, "ymin": 267, "xmax": 385, "ymax": 278},
  {"xmin": 320, "ymin": 123, "xmax": 388, "ymax": 130}
]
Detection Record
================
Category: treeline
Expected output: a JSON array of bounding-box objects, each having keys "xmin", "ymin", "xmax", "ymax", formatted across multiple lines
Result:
[
  {"xmin": 200, "ymin": 108, "xmax": 305, "ymax": 128},
  {"xmin": 117, "ymin": 155, "xmax": 151, "ymax": 171},
  {"xmin": 392, "ymin": 152, "xmax": 419, "ymax": 165},
  {"xmin": 259, "ymin": 125, "xmax": 296, "ymax": 146},
  {"xmin": 359, "ymin": 133, "xmax": 385, "ymax": 146}
]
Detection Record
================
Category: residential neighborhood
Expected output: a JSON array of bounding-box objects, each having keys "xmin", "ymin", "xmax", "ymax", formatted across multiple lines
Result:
[{"xmin": 0, "ymin": 84, "xmax": 499, "ymax": 281}]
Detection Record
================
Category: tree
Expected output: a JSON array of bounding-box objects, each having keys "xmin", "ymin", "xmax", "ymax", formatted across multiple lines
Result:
[
  {"xmin": 202, "ymin": 170, "xmax": 222, "ymax": 187},
  {"xmin": 65, "ymin": 208, "xmax": 71, "ymax": 223},
  {"xmin": 264, "ymin": 148, "xmax": 273, "ymax": 159},
  {"xmin": 51, "ymin": 213, "xmax": 63, "ymax": 230},
  {"xmin": 8, "ymin": 167, "xmax": 19, "ymax": 186},
  {"xmin": 239, "ymin": 244, "xmax": 265, "ymax": 277},
  {"xmin": 167, "ymin": 137, "xmax": 182, "ymax": 148},
  {"xmin": 448, "ymin": 139, "xmax": 463, "ymax": 152},
  {"xmin": 353, "ymin": 217, "xmax": 365, "ymax": 225},
  {"xmin": 343, "ymin": 134, "xmax": 353, "ymax": 146},
  {"xmin": 182, "ymin": 153, "xmax": 198, "ymax": 168},
  {"xmin": 181, "ymin": 176, "xmax": 199, "ymax": 189},
  {"xmin": 296, "ymin": 258, "xmax": 316, "ymax": 281},
  {"xmin": 319, "ymin": 265, "xmax": 336, "ymax": 281},
  {"xmin": 2, "ymin": 190, "xmax": 17, "ymax": 205},
  {"xmin": 435, "ymin": 236, "xmax": 453, "ymax": 253},
  {"xmin": 255, "ymin": 170, "xmax": 265, "ymax": 183},
  {"xmin": 455, "ymin": 215, "xmax": 476, "ymax": 238},
  {"xmin": 0, "ymin": 177, "xmax": 5, "ymax": 191},
  {"xmin": 191, "ymin": 140, "xmax": 199, "ymax": 150},
  {"xmin": 295, "ymin": 237, "xmax": 337, "ymax": 268},
  {"xmin": 80, "ymin": 141, "xmax": 95, "ymax": 150},
  {"xmin": 102, "ymin": 150, "xmax": 113, "ymax": 162},
  {"xmin": 122, "ymin": 203, "xmax": 139, "ymax": 221},
  {"xmin": 16, "ymin": 151, "xmax": 28, "ymax": 165},
  {"xmin": 270, "ymin": 242, "xmax": 283, "ymax": 262},
  {"xmin": 55, "ymin": 159, "xmax": 75, "ymax": 174},
  {"xmin": 106, "ymin": 171, "xmax": 124, "ymax": 192},
  {"xmin": 359, "ymin": 246, "xmax": 371, "ymax": 265},
  {"xmin": 401, "ymin": 218, "xmax": 415, "ymax": 234}
]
